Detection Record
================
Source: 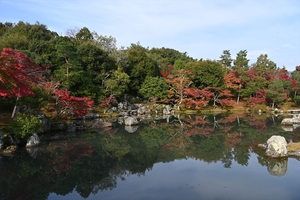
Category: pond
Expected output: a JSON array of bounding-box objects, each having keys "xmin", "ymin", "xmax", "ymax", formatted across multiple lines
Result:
[{"xmin": 0, "ymin": 113, "xmax": 299, "ymax": 200}]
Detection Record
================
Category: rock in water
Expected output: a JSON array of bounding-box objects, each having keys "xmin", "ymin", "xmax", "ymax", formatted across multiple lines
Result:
[
  {"xmin": 124, "ymin": 116, "xmax": 139, "ymax": 126},
  {"xmin": 26, "ymin": 133, "xmax": 41, "ymax": 148},
  {"xmin": 266, "ymin": 135, "xmax": 288, "ymax": 158}
]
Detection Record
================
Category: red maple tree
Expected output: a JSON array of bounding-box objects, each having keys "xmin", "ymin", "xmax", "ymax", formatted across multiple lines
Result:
[
  {"xmin": 165, "ymin": 69, "xmax": 193, "ymax": 109},
  {"xmin": 53, "ymin": 89, "xmax": 94, "ymax": 117},
  {"xmin": 0, "ymin": 48, "xmax": 46, "ymax": 97},
  {"xmin": 99, "ymin": 94, "xmax": 117, "ymax": 112},
  {"xmin": 184, "ymin": 87, "xmax": 213, "ymax": 109}
]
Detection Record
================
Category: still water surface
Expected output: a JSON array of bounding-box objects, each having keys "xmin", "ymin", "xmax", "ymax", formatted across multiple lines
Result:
[{"xmin": 1, "ymin": 113, "xmax": 299, "ymax": 200}]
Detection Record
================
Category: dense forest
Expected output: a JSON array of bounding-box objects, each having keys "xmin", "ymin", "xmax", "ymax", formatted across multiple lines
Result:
[{"xmin": 1, "ymin": 21, "xmax": 300, "ymax": 118}]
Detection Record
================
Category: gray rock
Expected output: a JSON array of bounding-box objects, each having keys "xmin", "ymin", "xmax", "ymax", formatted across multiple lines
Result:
[
  {"xmin": 163, "ymin": 105, "xmax": 172, "ymax": 115},
  {"xmin": 26, "ymin": 133, "xmax": 41, "ymax": 148},
  {"xmin": 265, "ymin": 135, "xmax": 288, "ymax": 158},
  {"xmin": 90, "ymin": 120, "xmax": 113, "ymax": 128},
  {"xmin": 281, "ymin": 113, "xmax": 300, "ymax": 125},
  {"xmin": 79, "ymin": 113, "xmax": 100, "ymax": 120},
  {"xmin": 118, "ymin": 102, "xmax": 124, "ymax": 110},
  {"xmin": 257, "ymin": 143, "xmax": 267, "ymax": 149},
  {"xmin": 137, "ymin": 106, "xmax": 147, "ymax": 115},
  {"xmin": 124, "ymin": 116, "xmax": 139, "ymax": 126},
  {"xmin": 1, "ymin": 145, "xmax": 17, "ymax": 156},
  {"xmin": 107, "ymin": 107, "xmax": 118, "ymax": 113},
  {"xmin": 288, "ymin": 151, "xmax": 300, "ymax": 157},
  {"xmin": 119, "ymin": 111, "xmax": 129, "ymax": 117}
]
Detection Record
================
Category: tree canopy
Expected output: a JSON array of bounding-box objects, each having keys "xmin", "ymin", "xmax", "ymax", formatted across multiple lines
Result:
[{"xmin": 1, "ymin": 21, "xmax": 299, "ymax": 113}]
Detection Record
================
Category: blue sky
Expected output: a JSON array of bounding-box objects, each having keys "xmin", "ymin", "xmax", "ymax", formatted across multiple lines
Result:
[{"xmin": 0, "ymin": 0, "xmax": 299, "ymax": 71}]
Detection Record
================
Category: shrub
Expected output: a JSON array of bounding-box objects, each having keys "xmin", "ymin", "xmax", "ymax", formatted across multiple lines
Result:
[
  {"xmin": 294, "ymin": 96, "xmax": 300, "ymax": 106},
  {"xmin": 251, "ymin": 104, "xmax": 268, "ymax": 113},
  {"xmin": 10, "ymin": 113, "xmax": 42, "ymax": 140}
]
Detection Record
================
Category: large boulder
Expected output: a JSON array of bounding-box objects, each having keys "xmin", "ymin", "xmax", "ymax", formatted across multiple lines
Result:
[{"xmin": 265, "ymin": 135, "xmax": 288, "ymax": 158}]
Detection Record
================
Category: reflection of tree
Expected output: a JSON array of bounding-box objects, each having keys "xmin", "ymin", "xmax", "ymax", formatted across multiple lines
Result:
[
  {"xmin": 1, "ymin": 113, "xmax": 298, "ymax": 199},
  {"xmin": 225, "ymin": 132, "xmax": 243, "ymax": 148},
  {"xmin": 166, "ymin": 125, "xmax": 192, "ymax": 156},
  {"xmin": 191, "ymin": 134, "xmax": 226, "ymax": 163},
  {"xmin": 249, "ymin": 117, "xmax": 267, "ymax": 134},
  {"xmin": 0, "ymin": 151, "xmax": 50, "ymax": 200},
  {"xmin": 46, "ymin": 139, "xmax": 94, "ymax": 175},
  {"xmin": 184, "ymin": 115, "xmax": 214, "ymax": 138},
  {"xmin": 233, "ymin": 146, "xmax": 250, "ymax": 166},
  {"xmin": 221, "ymin": 150, "xmax": 233, "ymax": 168}
]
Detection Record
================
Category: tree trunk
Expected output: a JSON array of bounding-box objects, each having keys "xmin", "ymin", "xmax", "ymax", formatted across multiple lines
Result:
[
  {"xmin": 236, "ymin": 93, "xmax": 240, "ymax": 105},
  {"xmin": 11, "ymin": 96, "xmax": 20, "ymax": 118}
]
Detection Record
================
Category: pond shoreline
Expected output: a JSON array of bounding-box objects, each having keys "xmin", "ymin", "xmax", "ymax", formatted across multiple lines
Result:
[{"xmin": 1, "ymin": 102, "xmax": 299, "ymax": 156}]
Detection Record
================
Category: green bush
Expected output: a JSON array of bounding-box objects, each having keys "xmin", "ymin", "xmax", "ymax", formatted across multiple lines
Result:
[
  {"xmin": 10, "ymin": 113, "xmax": 42, "ymax": 140},
  {"xmin": 252, "ymin": 104, "xmax": 268, "ymax": 113},
  {"xmin": 294, "ymin": 96, "xmax": 300, "ymax": 106}
]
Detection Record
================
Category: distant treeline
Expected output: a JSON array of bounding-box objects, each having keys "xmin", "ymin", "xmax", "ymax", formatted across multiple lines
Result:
[{"xmin": 1, "ymin": 21, "xmax": 300, "ymax": 111}]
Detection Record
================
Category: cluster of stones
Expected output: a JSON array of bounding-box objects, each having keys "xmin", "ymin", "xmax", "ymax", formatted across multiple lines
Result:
[{"xmin": 0, "ymin": 102, "xmax": 176, "ymax": 155}]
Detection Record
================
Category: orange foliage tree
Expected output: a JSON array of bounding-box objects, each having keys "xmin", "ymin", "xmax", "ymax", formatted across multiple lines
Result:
[{"xmin": 165, "ymin": 69, "xmax": 193, "ymax": 110}]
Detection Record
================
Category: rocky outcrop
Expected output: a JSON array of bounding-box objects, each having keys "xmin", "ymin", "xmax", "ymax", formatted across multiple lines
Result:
[
  {"xmin": 281, "ymin": 112, "xmax": 300, "ymax": 125},
  {"xmin": 77, "ymin": 113, "xmax": 100, "ymax": 120},
  {"xmin": 108, "ymin": 102, "xmax": 175, "ymax": 117},
  {"xmin": 258, "ymin": 135, "xmax": 300, "ymax": 158}
]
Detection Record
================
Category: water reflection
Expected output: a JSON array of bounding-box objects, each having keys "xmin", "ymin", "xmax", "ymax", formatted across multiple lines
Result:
[
  {"xmin": 257, "ymin": 155, "xmax": 288, "ymax": 176},
  {"xmin": 0, "ymin": 113, "xmax": 299, "ymax": 200}
]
